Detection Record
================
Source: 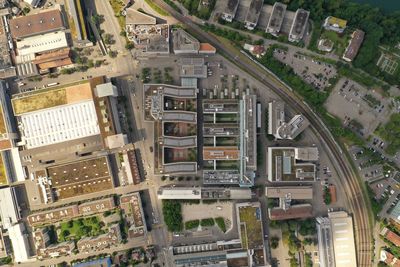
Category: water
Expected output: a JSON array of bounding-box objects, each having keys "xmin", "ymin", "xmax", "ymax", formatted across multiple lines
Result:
[{"xmin": 351, "ymin": 0, "xmax": 400, "ymax": 13}]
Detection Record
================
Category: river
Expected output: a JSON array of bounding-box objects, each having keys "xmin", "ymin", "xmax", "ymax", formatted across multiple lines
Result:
[{"xmin": 351, "ymin": 0, "xmax": 400, "ymax": 13}]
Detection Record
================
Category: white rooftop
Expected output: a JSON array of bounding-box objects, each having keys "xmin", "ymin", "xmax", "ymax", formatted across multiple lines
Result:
[
  {"xmin": 8, "ymin": 223, "xmax": 30, "ymax": 263},
  {"xmin": 0, "ymin": 187, "xmax": 19, "ymax": 229},
  {"xmin": 16, "ymin": 31, "xmax": 68, "ymax": 56},
  {"xmin": 19, "ymin": 100, "xmax": 100, "ymax": 149}
]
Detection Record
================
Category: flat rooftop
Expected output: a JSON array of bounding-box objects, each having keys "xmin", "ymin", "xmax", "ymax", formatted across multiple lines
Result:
[
  {"xmin": 269, "ymin": 204, "xmax": 313, "ymax": 220},
  {"xmin": 226, "ymin": 0, "xmax": 240, "ymax": 15},
  {"xmin": 267, "ymin": 2, "xmax": 287, "ymax": 33},
  {"xmin": 328, "ymin": 211, "xmax": 357, "ymax": 267},
  {"xmin": 236, "ymin": 202, "xmax": 264, "ymax": 250},
  {"xmin": 203, "ymin": 146, "xmax": 239, "ymax": 160},
  {"xmin": 203, "ymin": 99, "xmax": 239, "ymax": 113},
  {"xmin": 48, "ymin": 156, "xmax": 113, "ymax": 200},
  {"xmin": 127, "ymin": 24, "xmax": 169, "ymax": 53},
  {"xmin": 203, "ymin": 170, "xmax": 241, "ymax": 185},
  {"xmin": 289, "ymin": 9, "xmax": 309, "ymax": 40},
  {"xmin": 172, "ymin": 29, "xmax": 200, "ymax": 53},
  {"xmin": 125, "ymin": 8, "xmax": 156, "ymax": 26},
  {"xmin": 12, "ymin": 80, "xmax": 93, "ymax": 115},
  {"xmin": 268, "ymin": 147, "xmax": 317, "ymax": 182},
  {"xmin": 10, "ymin": 9, "xmax": 64, "ymax": 39},
  {"xmin": 245, "ymin": 0, "xmax": 263, "ymax": 25},
  {"xmin": 265, "ymin": 186, "xmax": 313, "ymax": 199}
]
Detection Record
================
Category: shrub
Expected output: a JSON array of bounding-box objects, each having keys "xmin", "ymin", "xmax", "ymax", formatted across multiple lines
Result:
[{"xmin": 200, "ymin": 218, "xmax": 214, "ymax": 227}]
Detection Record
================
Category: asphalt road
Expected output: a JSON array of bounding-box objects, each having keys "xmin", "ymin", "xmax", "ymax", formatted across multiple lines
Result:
[{"xmin": 153, "ymin": 1, "xmax": 373, "ymax": 266}]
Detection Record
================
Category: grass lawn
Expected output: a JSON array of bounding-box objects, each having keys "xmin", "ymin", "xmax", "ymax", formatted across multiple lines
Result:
[
  {"xmin": 109, "ymin": 0, "xmax": 126, "ymax": 30},
  {"xmin": 321, "ymin": 30, "xmax": 349, "ymax": 57},
  {"xmin": 59, "ymin": 216, "xmax": 104, "ymax": 241}
]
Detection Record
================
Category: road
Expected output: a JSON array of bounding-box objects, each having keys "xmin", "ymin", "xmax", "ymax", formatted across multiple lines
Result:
[{"xmin": 153, "ymin": 1, "xmax": 373, "ymax": 266}]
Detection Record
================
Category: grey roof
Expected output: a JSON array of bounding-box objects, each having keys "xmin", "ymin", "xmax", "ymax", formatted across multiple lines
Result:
[
  {"xmin": 289, "ymin": 9, "xmax": 310, "ymax": 41},
  {"xmin": 125, "ymin": 8, "xmax": 156, "ymax": 26},
  {"xmin": 226, "ymin": 0, "xmax": 240, "ymax": 15},
  {"xmin": 266, "ymin": 2, "xmax": 287, "ymax": 33},
  {"xmin": 245, "ymin": 0, "xmax": 263, "ymax": 25},
  {"xmin": 163, "ymin": 136, "xmax": 196, "ymax": 147},
  {"xmin": 172, "ymin": 29, "xmax": 200, "ymax": 53}
]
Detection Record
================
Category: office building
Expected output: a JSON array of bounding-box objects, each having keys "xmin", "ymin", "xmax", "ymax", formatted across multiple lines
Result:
[
  {"xmin": 267, "ymin": 147, "xmax": 318, "ymax": 182},
  {"xmin": 157, "ymin": 186, "xmax": 252, "ymax": 200},
  {"xmin": 268, "ymin": 100, "xmax": 309, "ymax": 140},
  {"xmin": 8, "ymin": 223, "xmax": 30, "ymax": 263},
  {"xmin": 144, "ymin": 84, "xmax": 198, "ymax": 174}
]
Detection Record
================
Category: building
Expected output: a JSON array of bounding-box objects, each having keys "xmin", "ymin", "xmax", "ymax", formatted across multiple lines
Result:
[
  {"xmin": 236, "ymin": 202, "xmax": 266, "ymax": 266},
  {"xmin": 180, "ymin": 57, "xmax": 207, "ymax": 78},
  {"xmin": 288, "ymin": 9, "xmax": 310, "ymax": 42},
  {"xmin": 317, "ymin": 211, "xmax": 357, "ymax": 267},
  {"xmin": 120, "ymin": 192, "xmax": 147, "ymax": 238},
  {"xmin": 144, "ymin": 84, "xmax": 198, "ymax": 175},
  {"xmin": 16, "ymin": 31, "xmax": 69, "ymax": 56},
  {"xmin": 32, "ymin": 48, "xmax": 73, "ymax": 73},
  {"xmin": 267, "ymin": 147, "xmax": 318, "ymax": 182},
  {"xmin": 318, "ymin": 39, "xmax": 334, "ymax": 52},
  {"xmin": 0, "ymin": 9, "xmax": 17, "ymax": 79},
  {"xmin": 77, "ymin": 197, "xmax": 115, "ymax": 216},
  {"xmin": 9, "ymin": 9, "xmax": 65, "ymax": 40},
  {"xmin": 266, "ymin": 186, "xmax": 313, "ymax": 220},
  {"xmin": 125, "ymin": 8, "xmax": 169, "ymax": 54},
  {"xmin": 380, "ymin": 249, "xmax": 400, "ymax": 267},
  {"xmin": 157, "ymin": 186, "xmax": 252, "ymax": 200},
  {"xmin": 389, "ymin": 201, "xmax": 400, "ymax": 224},
  {"xmin": 77, "ymin": 224, "xmax": 121, "ymax": 253},
  {"xmin": 342, "ymin": 29, "xmax": 365, "ymax": 62},
  {"xmin": 268, "ymin": 100, "xmax": 309, "ymax": 140},
  {"xmin": 65, "ymin": 0, "xmax": 89, "ymax": 42},
  {"xmin": 381, "ymin": 227, "xmax": 400, "ymax": 247},
  {"xmin": 221, "ymin": 0, "xmax": 240, "ymax": 22},
  {"xmin": 323, "ymin": 16, "xmax": 347, "ymax": 33},
  {"xmin": 202, "ymin": 95, "xmax": 257, "ymax": 187},
  {"xmin": 266, "ymin": 2, "xmax": 287, "ymax": 36},
  {"xmin": 27, "ymin": 205, "xmax": 80, "ymax": 227},
  {"xmin": 72, "ymin": 257, "xmax": 112, "ymax": 267},
  {"xmin": 23, "ymin": 0, "xmax": 42, "ymax": 8},
  {"xmin": 172, "ymin": 29, "xmax": 216, "ymax": 55},
  {"xmin": 244, "ymin": 0, "xmax": 263, "ymax": 30},
  {"xmin": 120, "ymin": 149, "xmax": 142, "ymax": 185},
  {"xmin": 34, "ymin": 227, "xmax": 74, "ymax": 259},
  {"xmin": 172, "ymin": 28, "xmax": 200, "ymax": 54},
  {"xmin": 13, "ymin": 78, "xmax": 127, "ymax": 185},
  {"xmin": 8, "ymin": 223, "xmax": 30, "ymax": 263},
  {"xmin": 243, "ymin": 44, "xmax": 265, "ymax": 58},
  {"xmin": 0, "ymin": 187, "xmax": 20, "ymax": 229}
]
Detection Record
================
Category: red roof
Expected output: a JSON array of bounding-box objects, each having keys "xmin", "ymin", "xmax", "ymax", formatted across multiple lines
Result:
[
  {"xmin": 269, "ymin": 205, "xmax": 313, "ymax": 220},
  {"xmin": 386, "ymin": 230, "xmax": 400, "ymax": 247},
  {"xmin": 199, "ymin": 43, "xmax": 216, "ymax": 53}
]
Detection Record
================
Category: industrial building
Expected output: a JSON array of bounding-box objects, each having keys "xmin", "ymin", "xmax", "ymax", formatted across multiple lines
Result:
[
  {"xmin": 8, "ymin": 223, "xmax": 31, "ymax": 263},
  {"xmin": 125, "ymin": 8, "xmax": 169, "ymax": 54},
  {"xmin": 343, "ymin": 29, "xmax": 365, "ymax": 62},
  {"xmin": 157, "ymin": 186, "xmax": 252, "ymax": 200},
  {"xmin": 266, "ymin": 2, "xmax": 287, "ymax": 36},
  {"xmin": 317, "ymin": 211, "xmax": 357, "ymax": 267},
  {"xmin": 202, "ymin": 94, "xmax": 257, "ymax": 187},
  {"xmin": 288, "ymin": 9, "xmax": 310, "ymax": 42},
  {"xmin": 13, "ymin": 77, "xmax": 127, "ymax": 169},
  {"xmin": 267, "ymin": 147, "xmax": 318, "ymax": 182},
  {"xmin": 244, "ymin": 0, "xmax": 263, "ymax": 30},
  {"xmin": 221, "ymin": 0, "xmax": 240, "ymax": 22},
  {"xmin": 268, "ymin": 100, "xmax": 309, "ymax": 140},
  {"xmin": 266, "ymin": 186, "xmax": 314, "ymax": 220},
  {"xmin": 323, "ymin": 16, "xmax": 347, "ymax": 33},
  {"xmin": 144, "ymin": 84, "xmax": 198, "ymax": 174},
  {"xmin": 0, "ymin": 187, "xmax": 21, "ymax": 229}
]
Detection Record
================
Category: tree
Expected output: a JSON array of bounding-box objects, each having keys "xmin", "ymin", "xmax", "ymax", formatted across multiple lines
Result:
[
  {"xmin": 270, "ymin": 236, "xmax": 280, "ymax": 249},
  {"xmin": 109, "ymin": 50, "xmax": 117, "ymax": 58},
  {"xmin": 162, "ymin": 200, "xmax": 183, "ymax": 232},
  {"xmin": 125, "ymin": 42, "xmax": 135, "ymax": 50},
  {"xmin": 103, "ymin": 33, "xmax": 114, "ymax": 45},
  {"xmin": 22, "ymin": 7, "xmax": 30, "ymax": 15}
]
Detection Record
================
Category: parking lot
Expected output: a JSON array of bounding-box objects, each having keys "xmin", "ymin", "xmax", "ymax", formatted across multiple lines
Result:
[
  {"xmin": 273, "ymin": 50, "xmax": 337, "ymax": 91},
  {"xmin": 325, "ymin": 78, "xmax": 393, "ymax": 136}
]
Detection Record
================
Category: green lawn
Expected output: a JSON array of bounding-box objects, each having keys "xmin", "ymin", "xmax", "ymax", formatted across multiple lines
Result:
[
  {"xmin": 59, "ymin": 216, "xmax": 104, "ymax": 241},
  {"xmin": 321, "ymin": 30, "xmax": 349, "ymax": 56}
]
